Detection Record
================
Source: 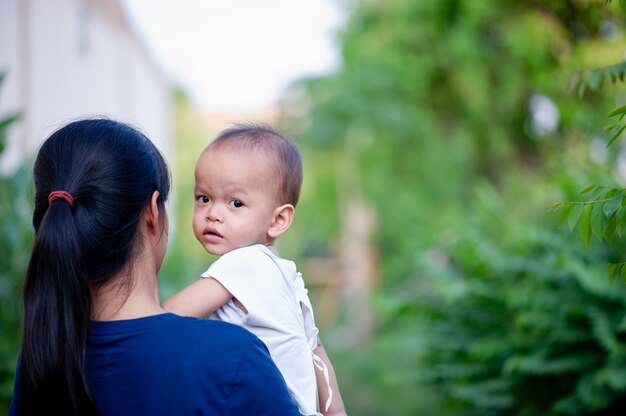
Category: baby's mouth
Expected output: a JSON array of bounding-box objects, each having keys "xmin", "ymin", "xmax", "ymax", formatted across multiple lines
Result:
[{"xmin": 204, "ymin": 228, "xmax": 223, "ymax": 238}]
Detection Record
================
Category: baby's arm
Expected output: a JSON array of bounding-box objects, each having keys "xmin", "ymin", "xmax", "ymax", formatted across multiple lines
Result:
[
  {"xmin": 163, "ymin": 277, "xmax": 232, "ymax": 318},
  {"xmin": 314, "ymin": 339, "xmax": 347, "ymax": 416}
]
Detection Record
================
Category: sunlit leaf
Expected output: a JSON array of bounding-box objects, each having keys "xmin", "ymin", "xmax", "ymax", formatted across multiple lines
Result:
[
  {"xmin": 604, "ymin": 124, "xmax": 618, "ymax": 132},
  {"xmin": 608, "ymin": 105, "xmax": 626, "ymax": 117},
  {"xmin": 581, "ymin": 184, "xmax": 596, "ymax": 194}
]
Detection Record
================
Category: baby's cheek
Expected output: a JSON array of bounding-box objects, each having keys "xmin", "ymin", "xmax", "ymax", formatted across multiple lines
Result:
[{"xmin": 191, "ymin": 217, "xmax": 202, "ymax": 238}]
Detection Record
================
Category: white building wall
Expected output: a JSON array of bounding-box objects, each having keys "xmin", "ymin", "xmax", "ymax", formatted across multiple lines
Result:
[
  {"xmin": 0, "ymin": 0, "xmax": 25, "ymax": 174},
  {"xmin": 0, "ymin": 0, "xmax": 172, "ymax": 174}
]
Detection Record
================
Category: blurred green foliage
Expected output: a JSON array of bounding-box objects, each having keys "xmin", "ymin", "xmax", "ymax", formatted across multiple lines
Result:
[
  {"xmin": 0, "ymin": 71, "xmax": 27, "ymax": 414},
  {"xmin": 157, "ymin": 90, "xmax": 218, "ymax": 300},
  {"xmin": 280, "ymin": 0, "xmax": 626, "ymax": 414},
  {"xmin": 0, "ymin": 167, "xmax": 30, "ymax": 415}
]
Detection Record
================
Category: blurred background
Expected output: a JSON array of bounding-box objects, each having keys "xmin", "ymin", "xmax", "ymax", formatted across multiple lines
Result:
[{"xmin": 3, "ymin": 0, "xmax": 626, "ymax": 414}]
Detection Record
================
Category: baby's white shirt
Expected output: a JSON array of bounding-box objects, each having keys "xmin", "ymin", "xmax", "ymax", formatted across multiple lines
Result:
[{"xmin": 202, "ymin": 244, "xmax": 321, "ymax": 415}]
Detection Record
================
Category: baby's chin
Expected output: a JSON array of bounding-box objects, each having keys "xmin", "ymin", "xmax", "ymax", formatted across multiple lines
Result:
[{"xmin": 202, "ymin": 243, "xmax": 236, "ymax": 257}]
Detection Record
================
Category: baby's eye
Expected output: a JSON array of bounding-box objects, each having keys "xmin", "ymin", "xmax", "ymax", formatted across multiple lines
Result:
[
  {"xmin": 196, "ymin": 195, "xmax": 210, "ymax": 204},
  {"xmin": 229, "ymin": 199, "xmax": 244, "ymax": 208}
]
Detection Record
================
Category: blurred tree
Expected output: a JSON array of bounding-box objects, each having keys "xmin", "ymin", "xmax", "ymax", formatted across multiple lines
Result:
[
  {"xmin": 0, "ymin": 70, "xmax": 26, "ymax": 414},
  {"xmin": 282, "ymin": 0, "xmax": 626, "ymax": 414},
  {"xmin": 553, "ymin": 0, "xmax": 626, "ymax": 279}
]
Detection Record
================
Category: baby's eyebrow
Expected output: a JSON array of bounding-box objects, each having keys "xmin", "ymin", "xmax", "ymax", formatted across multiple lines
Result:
[
  {"xmin": 223, "ymin": 184, "xmax": 250, "ymax": 195},
  {"xmin": 193, "ymin": 185, "xmax": 209, "ymax": 194}
]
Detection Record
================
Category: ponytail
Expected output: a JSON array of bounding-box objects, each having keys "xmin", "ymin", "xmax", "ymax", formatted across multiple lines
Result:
[
  {"xmin": 21, "ymin": 199, "xmax": 97, "ymax": 414},
  {"xmin": 18, "ymin": 119, "xmax": 170, "ymax": 415}
]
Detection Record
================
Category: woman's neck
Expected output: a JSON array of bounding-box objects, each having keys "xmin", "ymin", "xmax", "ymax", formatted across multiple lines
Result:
[{"xmin": 91, "ymin": 263, "xmax": 164, "ymax": 321}]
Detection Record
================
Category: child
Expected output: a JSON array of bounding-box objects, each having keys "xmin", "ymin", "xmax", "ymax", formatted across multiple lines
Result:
[{"xmin": 163, "ymin": 124, "xmax": 346, "ymax": 416}]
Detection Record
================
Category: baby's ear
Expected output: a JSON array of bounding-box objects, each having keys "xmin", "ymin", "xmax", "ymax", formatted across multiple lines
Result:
[{"xmin": 268, "ymin": 204, "xmax": 295, "ymax": 238}]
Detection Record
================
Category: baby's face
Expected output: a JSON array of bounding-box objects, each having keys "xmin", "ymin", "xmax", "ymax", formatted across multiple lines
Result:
[{"xmin": 192, "ymin": 146, "xmax": 279, "ymax": 256}]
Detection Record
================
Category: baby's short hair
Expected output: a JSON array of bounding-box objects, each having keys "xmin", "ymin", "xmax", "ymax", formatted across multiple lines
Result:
[{"xmin": 209, "ymin": 123, "xmax": 303, "ymax": 206}]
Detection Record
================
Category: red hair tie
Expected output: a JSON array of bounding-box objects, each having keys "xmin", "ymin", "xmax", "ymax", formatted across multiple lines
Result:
[{"xmin": 48, "ymin": 191, "xmax": 75, "ymax": 208}]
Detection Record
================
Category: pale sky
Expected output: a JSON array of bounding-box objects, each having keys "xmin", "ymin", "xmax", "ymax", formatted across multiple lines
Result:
[{"xmin": 121, "ymin": 0, "xmax": 346, "ymax": 112}]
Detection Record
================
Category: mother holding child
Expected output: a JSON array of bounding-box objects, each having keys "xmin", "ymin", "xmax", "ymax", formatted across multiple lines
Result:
[{"xmin": 9, "ymin": 118, "xmax": 345, "ymax": 415}]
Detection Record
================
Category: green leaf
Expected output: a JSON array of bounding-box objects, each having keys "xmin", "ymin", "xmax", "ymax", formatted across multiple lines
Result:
[
  {"xmin": 568, "ymin": 203, "xmax": 583, "ymax": 231},
  {"xmin": 604, "ymin": 214, "xmax": 618, "ymax": 244},
  {"xmin": 586, "ymin": 70, "xmax": 604, "ymax": 91},
  {"xmin": 558, "ymin": 203, "xmax": 574, "ymax": 229},
  {"xmin": 581, "ymin": 184, "xmax": 596, "ymax": 194},
  {"xmin": 0, "ymin": 113, "xmax": 19, "ymax": 131},
  {"xmin": 617, "ymin": 208, "xmax": 626, "ymax": 237},
  {"xmin": 579, "ymin": 204, "xmax": 593, "ymax": 246},
  {"xmin": 607, "ymin": 263, "xmax": 617, "ymax": 284},
  {"xmin": 568, "ymin": 71, "xmax": 582, "ymax": 94},
  {"xmin": 608, "ymin": 63, "xmax": 626, "ymax": 83},
  {"xmin": 609, "ymin": 105, "xmax": 626, "ymax": 118},
  {"xmin": 592, "ymin": 186, "xmax": 606, "ymax": 198},
  {"xmin": 578, "ymin": 85, "xmax": 586, "ymax": 98},
  {"xmin": 604, "ymin": 196, "xmax": 623, "ymax": 218},
  {"xmin": 0, "ymin": 113, "xmax": 20, "ymax": 154},
  {"xmin": 591, "ymin": 202, "xmax": 606, "ymax": 241},
  {"xmin": 604, "ymin": 188, "xmax": 619, "ymax": 199},
  {"xmin": 607, "ymin": 124, "xmax": 626, "ymax": 147},
  {"xmin": 619, "ymin": 263, "xmax": 626, "ymax": 283}
]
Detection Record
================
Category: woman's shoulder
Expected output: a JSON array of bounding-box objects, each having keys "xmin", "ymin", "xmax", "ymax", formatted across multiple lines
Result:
[
  {"xmin": 161, "ymin": 313, "xmax": 260, "ymax": 346},
  {"xmin": 86, "ymin": 314, "xmax": 297, "ymax": 415},
  {"xmin": 90, "ymin": 313, "xmax": 261, "ymax": 357},
  {"xmin": 90, "ymin": 314, "xmax": 269, "ymax": 384}
]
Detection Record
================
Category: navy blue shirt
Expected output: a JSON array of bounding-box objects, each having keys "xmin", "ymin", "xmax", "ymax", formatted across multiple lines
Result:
[{"xmin": 10, "ymin": 313, "xmax": 300, "ymax": 415}]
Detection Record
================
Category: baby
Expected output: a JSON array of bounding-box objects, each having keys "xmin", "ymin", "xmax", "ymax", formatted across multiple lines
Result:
[{"xmin": 164, "ymin": 124, "xmax": 345, "ymax": 415}]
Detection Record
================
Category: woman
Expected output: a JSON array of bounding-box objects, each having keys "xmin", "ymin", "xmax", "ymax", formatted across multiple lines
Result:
[{"xmin": 9, "ymin": 118, "xmax": 300, "ymax": 415}]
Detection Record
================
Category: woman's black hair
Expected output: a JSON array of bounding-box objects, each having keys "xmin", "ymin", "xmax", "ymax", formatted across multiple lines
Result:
[{"xmin": 18, "ymin": 118, "xmax": 170, "ymax": 414}]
